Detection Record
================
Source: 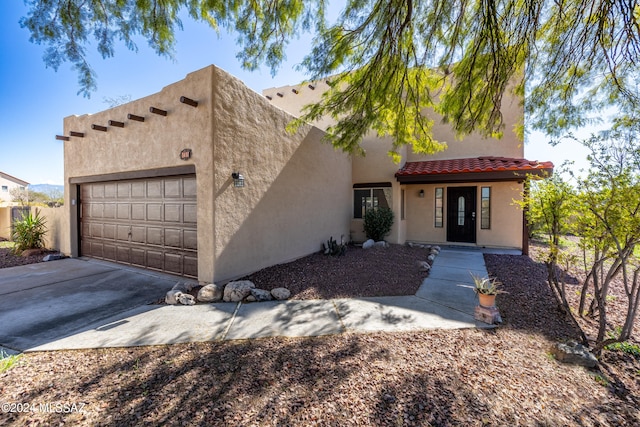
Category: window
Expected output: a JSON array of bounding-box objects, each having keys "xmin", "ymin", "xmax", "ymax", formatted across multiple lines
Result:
[
  {"xmin": 481, "ymin": 187, "xmax": 491, "ymax": 229},
  {"xmin": 353, "ymin": 186, "xmax": 392, "ymax": 219},
  {"xmin": 1, "ymin": 186, "xmax": 7, "ymax": 192},
  {"xmin": 457, "ymin": 196, "xmax": 465, "ymax": 225},
  {"xmin": 435, "ymin": 187, "xmax": 443, "ymax": 227},
  {"xmin": 401, "ymin": 189, "xmax": 405, "ymax": 220}
]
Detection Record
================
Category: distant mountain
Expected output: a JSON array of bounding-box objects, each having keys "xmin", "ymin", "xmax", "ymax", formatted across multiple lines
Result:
[{"xmin": 28, "ymin": 184, "xmax": 64, "ymax": 196}]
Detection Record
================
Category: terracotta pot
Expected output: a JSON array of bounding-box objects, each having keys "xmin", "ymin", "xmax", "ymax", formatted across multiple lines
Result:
[{"xmin": 478, "ymin": 293, "xmax": 497, "ymax": 308}]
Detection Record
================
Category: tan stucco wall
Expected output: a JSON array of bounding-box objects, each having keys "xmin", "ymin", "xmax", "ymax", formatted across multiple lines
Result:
[
  {"xmin": 404, "ymin": 181, "xmax": 524, "ymax": 249},
  {"xmin": 263, "ymin": 80, "xmax": 524, "ymax": 162},
  {"xmin": 36, "ymin": 206, "xmax": 68, "ymax": 251},
  {"xmin": 211, "ymin": 69, "xmax": 351, "ymax": 282},
  {"xmin": 63, "ymin": 65, "xmax": 351, "ymax": 282},
  {"xmin": 0, "ymin": 207, "xmax": 11, "ymax": 240}
]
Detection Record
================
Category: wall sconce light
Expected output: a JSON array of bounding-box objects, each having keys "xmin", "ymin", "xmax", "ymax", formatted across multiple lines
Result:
[
  {"xmin": 232, "ymin": 172, "xmax": 245, "ymax": 188},
  {"xmin": 419, "ymin": 189, "xmax": 425, "ymax": 198}
]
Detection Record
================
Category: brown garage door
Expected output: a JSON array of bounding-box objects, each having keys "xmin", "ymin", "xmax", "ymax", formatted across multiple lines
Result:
[{"xmin": 80, "ymin": 175, "xmax": 197, "ymax": 278}]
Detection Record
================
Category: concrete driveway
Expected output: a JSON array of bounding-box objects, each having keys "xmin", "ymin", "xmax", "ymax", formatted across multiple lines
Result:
[{"xmin": 0, "ymin": 258, "xmax": 177, "ymax": 352}]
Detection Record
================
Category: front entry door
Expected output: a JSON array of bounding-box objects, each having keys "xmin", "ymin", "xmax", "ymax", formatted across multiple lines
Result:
[{"xmin": 447, "ymin": 187, "xmax": 477, "ymax": 243}]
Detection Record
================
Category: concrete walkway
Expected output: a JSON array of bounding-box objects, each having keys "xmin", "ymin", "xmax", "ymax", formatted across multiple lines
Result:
[{"xmin": 1, "ymin": 247, "xmax": 507, "ymax": 354}]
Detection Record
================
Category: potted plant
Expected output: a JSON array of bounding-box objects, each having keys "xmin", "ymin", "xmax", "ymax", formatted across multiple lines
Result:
[{"xmin": 471, "ymin": 273, "xmax": 505, "ymax": 307}]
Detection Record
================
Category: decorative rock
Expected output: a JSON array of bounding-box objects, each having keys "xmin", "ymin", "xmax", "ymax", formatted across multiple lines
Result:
[
  {"xmin": 197, "ymin": 283, "xmax": 224, "ymax": 302},
  {"xmin": 407, "ymin": 242, "xmax": 415, "ymax": 247},
  {"xmin": 427, "ymin": 254, "xmax": 436, "ymax": 262},
  {"xmin": 21, "ymin": 249, "xmax": 43, "ymax": 257},
  {"xmin": 551, "ymin": 341, "xmax": 598, "ymax": 368},
  {"xmin": 271, "ymin": 287, "xmax": 291, "ymax": 300},
  {"xmin": 362, "ymin": 239, "xmax": 375, "ymax": 249},
  {"xmin": 433, "ymin": 245, "xmax": 441, "ymax": 251},
  {"xmin": 416, "ymin": 260, "xmax": 431, "ymax": 271},
  {"xmin": 250, "ymin": 288, "xmax": 274, "ymax": 302},
  {"xmin": 245, "ymin": 295, "xmax": 257, "ymax": 302},
  {"xmin": 177, "ymin": 293, "xmax": 196, "ymax": 306},
  {"xmin": 165, "ymin": 290, "xmax": 183, "ymax": 305},
  {"xmin": 374, "ymin": 241, "xmax": 388, "ymax": 248},
  {"xmin": 43, "ymin": 253, "xmax": 64, "ymax": 261},
  {"xmin": 223, "ymin": 280, "xmax": 256, "ymax": 302}
]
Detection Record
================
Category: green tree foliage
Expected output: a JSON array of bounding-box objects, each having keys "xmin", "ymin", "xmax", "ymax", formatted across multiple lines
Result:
[
  {"xmin": 522, "ymin": 129, "xmax": 640, "ymax": 356},
  {"xmin": 571, "ymin": 130, "xmax": 640, "ymax": 354},
  {"xmin": 20, "ymin": 0, "xmax": 639, "ymax": 155},
  {"xmin": 520, "ymin": 172, "xmax": 587, "ymax": 344}
]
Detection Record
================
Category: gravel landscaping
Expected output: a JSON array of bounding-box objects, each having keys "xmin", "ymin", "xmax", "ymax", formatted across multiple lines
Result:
[{"xmin": 1, "ymin": 242, "xmax": 639, "ymax": 425}]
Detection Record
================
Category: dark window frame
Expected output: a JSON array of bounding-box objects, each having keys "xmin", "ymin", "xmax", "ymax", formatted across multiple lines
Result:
[
  {"xmin": 481, "ymin": 186, "xmax": 491, "ymax": 229},
  {"xmin": 353, "ymin": 184, "xmax": 392, "ymax": 219},
  {"xmin": 435, "ymin": 187, "xmax": 444, "ymax": 228}
]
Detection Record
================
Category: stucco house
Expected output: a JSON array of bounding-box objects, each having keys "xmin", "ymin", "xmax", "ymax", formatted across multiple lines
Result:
[
  {"xmin": 58, "ymin": 65, "xmax": 551, "ymax": 283},
  {"xmin": 263, "ymin": 80, "xmax": 553, "ymax": 254},
  {"xmin": 0, "ymin": 172, "xmax": 29, "ymax": 206}
]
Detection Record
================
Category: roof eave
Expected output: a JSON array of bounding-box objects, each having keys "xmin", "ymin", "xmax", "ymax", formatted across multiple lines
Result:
[{"xmin": 395, "ymin": 167, "xmax": 554, "ymax": 184}]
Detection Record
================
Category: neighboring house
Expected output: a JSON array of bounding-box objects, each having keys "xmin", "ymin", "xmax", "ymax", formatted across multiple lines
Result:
[
  {"xmin": 0, "ymin": 172, "xmax": 29, "ymax": 206},
  {"xmin": 263, "ymin": 80, "xmax": 553, "ymax": 255},
  {"xmin": 0, "ymin": 172, "xmax": 30, "ymax": 240},
  {"xmin": 58, "ymin": 65, "xmax": 551, "ymax": 283}
]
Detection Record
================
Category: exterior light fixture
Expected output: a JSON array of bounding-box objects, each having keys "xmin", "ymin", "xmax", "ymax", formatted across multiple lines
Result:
[
  {"xmin": 419, "ymin": 189, "xmax": 425, "ymax": 198},
  {"xmin": 232, "ymin": 172, "xmax": 245, "ymax": 187}
]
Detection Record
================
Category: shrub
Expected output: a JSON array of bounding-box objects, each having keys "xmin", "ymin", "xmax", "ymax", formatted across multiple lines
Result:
[
  {"xmin": 11, "ymin": 211, "xmax": 47, "ymax": 253},
  {"xmin": 363, "ymin": 207, "xmax": 394, "ymax": 241}
]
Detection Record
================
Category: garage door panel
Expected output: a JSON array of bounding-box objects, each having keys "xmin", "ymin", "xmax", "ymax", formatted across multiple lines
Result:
[
  {"xmin": 165, "ymin": 179, "xmax": 181, "ymax": 198},
  {"xmin": 184, "ymin": 204, "xmax": 197, "ymax": 223},
  {"xmin": 117, "ymin": 204, "xmax": 130, "ymax": 220},
  {"xmin": 131, "ymin": 248, "xmax": 145, "ymax": 267},
  {"xmin": 117, "ymin": 246, "xmax": 130, "ymax": 263},
  {"xmin": 147, "ymin": 251, "xmax": 164, "ymax": 271},
  {"xmin": 103, "ymin": 244, "xmax": 116, "ymax": 261},
  {"xmin": 164, "ymin": 253, "xmax": 182, "ymax": 273},
  {"xmin": 147, "ymin": 227, "xmax": 163, "ymax": 246},
  {"xmin": 184, "ymin": 230, "xmax": 197, "ymax": 250},
  {"xmin": 164, "ymin": 229, "xmax": 181, "ymax": 248},
  {"xmin": 90, "ymin": 223, "xmax": 103, "ymax": 238},
  {"xmin": 131, "ymin": 204, "xmax": 145, "ymax": 220},
  {"xmin": 81, "ymin": 175, "xmax": 197, "ymax": 278},
  {"xmin": 103, "ymin": 224, "xmax": 116, "ymax": 239},
  {"xmin": 104, "ymin": 183, "xmax": 116, "ymax": 198},
  {"xmin": 164, "ymin": 204, "xmax": 181, "ymax": 223},
  {"xmin": 88, "ymin": 203, "xmax": 102, "ymax": 219},
  {"xmin": 131, "ymin": 226, "xmax": 145, "ymax": 243},
  {"xmin": 183, "ymin": 177, "xmax": 197, "ymax": 197},
  {"xmin": 116, "ymin": 225, "xmax": 130, "ymax": 242},
  {"xmin": 103, "ymin": 204, "xmax": 116, "ymax": 219},
  {"xmin": 92, "ymin": 185, "xmax": 104, "ymax": 198},
  {"xmin": 184, "ymin": 256, "xmax": 198, "ymax": 277},
  {"xmin": 147, "ymin": 204, "xmax": 163, "ymax": 221},
  {"xmin": 117, "ymin": 182, "xmax": 130, "ymax": 198},
  {"xmin": 147, "ymin": 181, "xmax": 162, "ymax": 198}
]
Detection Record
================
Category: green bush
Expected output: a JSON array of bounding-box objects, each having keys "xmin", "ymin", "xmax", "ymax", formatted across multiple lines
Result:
[
  {"xmin": 11, "ymin": 211, "xmax": 47, "ymax": 253},
  {"xmin": 363, "ymin": 207, "xmax": 394, "ymax": 241}
]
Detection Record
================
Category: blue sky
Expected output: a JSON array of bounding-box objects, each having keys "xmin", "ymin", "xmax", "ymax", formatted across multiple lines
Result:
[{"xmin": 1, "ymin": 2, "xmax": 590, "ymax": 186}]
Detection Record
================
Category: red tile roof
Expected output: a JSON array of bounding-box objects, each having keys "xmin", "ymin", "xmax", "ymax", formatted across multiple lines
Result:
[{"xmin": 395, "ymin": 157, "xmax": 554, "ymax": 183}]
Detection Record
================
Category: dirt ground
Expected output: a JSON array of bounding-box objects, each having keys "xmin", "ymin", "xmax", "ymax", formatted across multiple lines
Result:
[{"xmin": 1, "ymin": 242, "xmax": 639, "ymax": 426}]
